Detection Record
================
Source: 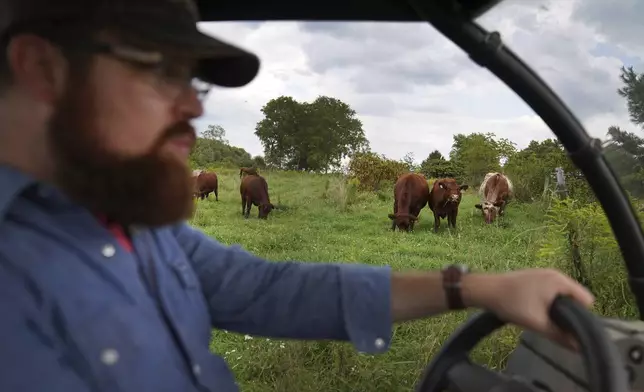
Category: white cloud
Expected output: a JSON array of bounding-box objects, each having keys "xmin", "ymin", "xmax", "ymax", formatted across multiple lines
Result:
[{"xmin": 194, "ymin": 0, "xmax": 643, "ymax": 164}]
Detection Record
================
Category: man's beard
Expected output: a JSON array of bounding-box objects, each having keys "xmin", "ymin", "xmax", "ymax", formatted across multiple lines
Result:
[{"xmin": 47, "ymin": 77, "xmax": 196, "ymax": 228}]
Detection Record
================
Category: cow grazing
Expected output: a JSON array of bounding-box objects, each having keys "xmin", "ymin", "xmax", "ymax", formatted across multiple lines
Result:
[
  {"xmin": 240, "ymin": 174, "xmax": 275, "ymax": 219},
  {"xmin": 191, "ymin": 170, "xmax": 203, "ymax": 188},
  {"xmin": 194, "ymin": 171, "xmax": 219, "ymax": 201},
  {"xmin": 239, "ymin": 167, "xmax": 259, "ymax": 178},
  {"xmin": 428, "ymin": 178, "xmax": 469, "ymax": 232},
  {"xmin": 388, "ymin": 173, "xmax": 430, "ymax": 232},
  {"xmin": 475, "ymin": 172, "xmax": 513, "ymax": 224}
]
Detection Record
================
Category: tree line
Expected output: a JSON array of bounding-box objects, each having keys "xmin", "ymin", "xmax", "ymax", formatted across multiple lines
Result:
[
  {"xmin": 189, "ymin": 124, "xmax": 266, "ymax": 169},
  {"xmin": 191, "ymin": 64, "xmax": 644, "ymax": 203}
]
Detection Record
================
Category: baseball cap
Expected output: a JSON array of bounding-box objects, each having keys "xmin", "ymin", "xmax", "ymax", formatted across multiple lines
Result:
[{"xmin": 0, "ymin": 0, "xmax": 260, "ymax": 88}]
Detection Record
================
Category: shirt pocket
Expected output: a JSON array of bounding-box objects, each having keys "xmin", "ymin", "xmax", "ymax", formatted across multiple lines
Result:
[
  {"xmin": 167, "ymin": 257, "xmax": 199, "ymax": 290},
  {"xmin": 164, "ymin": 256, "xmax": 212, "ymax": 340}
]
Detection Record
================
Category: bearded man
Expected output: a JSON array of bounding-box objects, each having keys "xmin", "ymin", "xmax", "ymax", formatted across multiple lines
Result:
[{"xmin": 0, "ymin": 0, "xmax": 593, "ymax": 391}]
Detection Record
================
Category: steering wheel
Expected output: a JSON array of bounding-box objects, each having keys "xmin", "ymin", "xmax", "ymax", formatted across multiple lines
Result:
[{"xmin": 415, "ymin": 296, "xmax": 629, "ymax": 392}]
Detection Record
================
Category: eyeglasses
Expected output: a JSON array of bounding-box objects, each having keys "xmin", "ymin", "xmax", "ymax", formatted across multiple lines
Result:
[
  {"xmin": 84, "ymin": 41, "xmax": 213, "ymax": 102},
  {"xmin": 2, "ymin": 26, "xmax": 215, "ymax": 101}
]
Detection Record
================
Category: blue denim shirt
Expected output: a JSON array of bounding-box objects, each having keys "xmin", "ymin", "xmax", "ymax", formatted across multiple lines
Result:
[{"xmin": 0, "ymin": 164, "xmax": 392, "ymax": 392}]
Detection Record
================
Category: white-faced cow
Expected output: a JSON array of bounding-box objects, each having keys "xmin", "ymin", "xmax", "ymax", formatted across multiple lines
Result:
[
  {"xmin": 475, "ymin": 172, "xmax": 513, "ymax": 224},
  {"xmin": 428, "ymin": 178, "xmax": 469, "ymax": 232},
  {"xmin": 193, "ymin": 170, "xmax": 219, "ymax": 201}
]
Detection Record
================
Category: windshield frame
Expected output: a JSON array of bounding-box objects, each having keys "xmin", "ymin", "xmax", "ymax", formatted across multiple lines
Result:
[{"xmin": 402, "ymin": 0, "xmax": 644, "ymax": 319}]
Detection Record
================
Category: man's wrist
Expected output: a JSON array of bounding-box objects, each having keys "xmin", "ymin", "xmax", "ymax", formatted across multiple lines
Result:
[
  {"xmin": 461, "ymin": 273, "xmax": 502, "ymax": 309},
  {"xmin": 390, "ymin": 270, "xmax": 505, "ymax": 322}
]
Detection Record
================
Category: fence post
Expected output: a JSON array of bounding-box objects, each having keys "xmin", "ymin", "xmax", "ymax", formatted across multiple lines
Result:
[
  {"xmin": 555, "ymin": 167, "xmax": 568, "ymax": 198},
  {"xmin": 542, "ymin": 175, "xmax": 550, "ymax": 201},
  {"xmin": 555, "ymin": 168, "xmax": 592, "ymax": 291}
]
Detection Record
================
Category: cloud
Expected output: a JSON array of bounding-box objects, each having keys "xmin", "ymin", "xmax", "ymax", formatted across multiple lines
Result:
[
  {"xmin": 299, "ymin": 22, "xmax": 467, "ymax": 94},
  {"xmin": 195, "ymin": 0, "xmax": 643, "ymax": 166},
  {"xmin": 572, "ymin": 0, "xmax": 644, "ymax": 57}
]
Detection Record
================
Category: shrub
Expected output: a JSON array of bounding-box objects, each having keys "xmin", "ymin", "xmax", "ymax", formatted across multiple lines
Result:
[
  {"xmin": 347, "ymin": 152, "xmax": 409, "ymax": 192},
  {"xmin": 539, "ymin": 197, "xmax": 639, "ymax": 318},
  {"xmin": 322, "ymin": 177, "xmax": 361, "ymax": 211}
]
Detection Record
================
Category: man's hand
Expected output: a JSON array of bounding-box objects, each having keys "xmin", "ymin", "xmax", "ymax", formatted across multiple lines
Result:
[
  {"xmin": 391, "ymin": 268, "xmax": 594, "ymax": 348},
  {"xmin": 463, "ymin": 268, "xmax": 595, "ymax": 349}
]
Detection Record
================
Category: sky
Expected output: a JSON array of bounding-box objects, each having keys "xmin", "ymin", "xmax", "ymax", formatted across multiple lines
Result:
[{"xmin": 194, "ymin": 0, "xmax": 644, "ymax": 164}]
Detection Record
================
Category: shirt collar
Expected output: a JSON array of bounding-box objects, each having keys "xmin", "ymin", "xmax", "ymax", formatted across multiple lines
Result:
[{"xmin": 0, "ymin": 163, "xmax": 38, "ymax": 220}]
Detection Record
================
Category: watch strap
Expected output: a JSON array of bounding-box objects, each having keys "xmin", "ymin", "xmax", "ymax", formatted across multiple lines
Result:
[{"xmin": 442, "ymin": 264, "xmax": 469, "ymax": 310}]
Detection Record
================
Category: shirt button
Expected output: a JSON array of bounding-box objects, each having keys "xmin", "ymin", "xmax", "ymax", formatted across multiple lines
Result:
[
  {"xmin": 101, "ymin": 244, "xmax": 116, "ymax": 258},
  {"xmin": 374, "ymin": 338, "xmax": 385, "ymax": 349},
  {"xmin": 192, "ymin": 364, "xmax": 201, "ymax": 376},
  {"xmin": 101, "ymin": 348, "xmax": 119, "ymax": 365}
]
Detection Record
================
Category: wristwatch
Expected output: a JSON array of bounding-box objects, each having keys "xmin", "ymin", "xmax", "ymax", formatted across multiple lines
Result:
[{"xmin": 441, "ymin": 264, "xmax": 470, "ymax": 310}]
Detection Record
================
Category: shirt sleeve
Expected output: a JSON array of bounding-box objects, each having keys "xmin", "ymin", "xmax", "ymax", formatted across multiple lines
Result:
[
  {"xmin": 0, "ymin": 260, "xmax": 94, "ymax": 392},
  {"xmin": 172, "ymin": 222, "xmax": 394, "ymax": 354}
]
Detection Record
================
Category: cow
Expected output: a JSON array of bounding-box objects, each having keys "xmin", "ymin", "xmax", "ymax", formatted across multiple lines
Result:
[
  {"xmin": 388, "ymin": 173, "xmax": 430, "ymax": 232},
  {"xmin": 191, "ymin": 169, "xmax": 203, "ymax": 188},
  {"xmin": 193, "ymin": 171, "xmax": 218, "ymax": 201},
  {"xmin": 239, "ymin": 166, "xmax": 259, "ymax": 178},
  {"xmin": 475, "ymin": 172, "xmax": 513, "ymax": 224},
  {"xmin": 191, "ymin": 170, "xmax": 200, "ymax": 194},
  {"xmin": 428, "ymin": 178, "xmax": 469, "ymax": 232},
  {"xmin": 240, "ymin": 174, "xmax": 275, "ymax": 219}
]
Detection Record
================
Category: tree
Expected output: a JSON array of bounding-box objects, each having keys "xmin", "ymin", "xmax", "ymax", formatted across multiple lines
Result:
[
  {"xmin": 254, "ymin": 95, "xmax": 369, "ymax": 172},
  {"xmin": 252, "ymin": 155, "xmax": 267, "ymax": 169},
  {"xmin": 401, "ymin": 152, "xmax": 417, "ymax": 171},
  {"xmin": 449, "ymin": 132, "xmax": 516, "ymax": 185},
  {"xmin": 496, "ymin": 137, "xmax": 518, "ymax": 165},
  {"xmin": 189, "ymin": 124, "xmax": 253, "ymax": 168},
  {"xmin": 202, "ymin": 124, "xmax": 228, "ymax": 144},
  {"xmin": 602, "ymin": 66, "xmax": 644, "ymax": 197},
  {"xmin": 419, "ymin": 150, "xmax": 463, "ymax": 180},
  {"xmin": 617, "ymin": 66, "xmax": 644, "ymax": 128},
  {"xmin": 604, "ymin": 125, "xmax": 644, "ymax": 197},
  {"xmin": 606, "ymin": 125, "xmax": 644, "ymax": 160}
]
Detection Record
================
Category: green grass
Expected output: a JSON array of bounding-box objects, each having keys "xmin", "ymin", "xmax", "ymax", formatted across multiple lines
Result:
[{"xmin": 188, "ymin": 168, "xmax": 571, "ymax": 391}]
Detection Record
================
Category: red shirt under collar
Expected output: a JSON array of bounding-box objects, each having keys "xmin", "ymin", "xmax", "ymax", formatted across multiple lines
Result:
[{"xmin": 95, "ymin": 214, "xmax": 133, "ymax": 252}]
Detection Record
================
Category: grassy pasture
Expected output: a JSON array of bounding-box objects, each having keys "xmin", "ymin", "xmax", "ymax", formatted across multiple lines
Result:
[{"xmin": 187, "ymin": 167, "xmax": 604, "ymax": 391}]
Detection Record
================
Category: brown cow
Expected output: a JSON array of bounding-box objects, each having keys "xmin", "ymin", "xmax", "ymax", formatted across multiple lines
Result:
[
  {"xmin": 240, "ymin": 174, "xmax": 274, "ymax": 219},
  {"xmin": 193, "ymin": 171, "xmax": 218, "ymax": 201},
  {"xmin": 388, "ymin": 173, "xmax": 430, "ymax": 232},
  {"xmin": 475, "ymin": 172, "xmax": 513, "ymax": 224},
  {"xmin": 428, "ymin": 178, "xmax": 469, "ymax": 232},
  {"xmin": 239, "ymin": 167, "xmax": 259, "ymax": 178}
]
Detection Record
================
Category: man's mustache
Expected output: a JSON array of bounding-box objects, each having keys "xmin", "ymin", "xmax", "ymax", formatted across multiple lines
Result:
[
  {"xmin": 157, "ymin": 121, "xmax": 197, "ymax": 150},
  {"xmin": 163, "ymin": 121, "xmax": 196, "ymax": 141}
]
